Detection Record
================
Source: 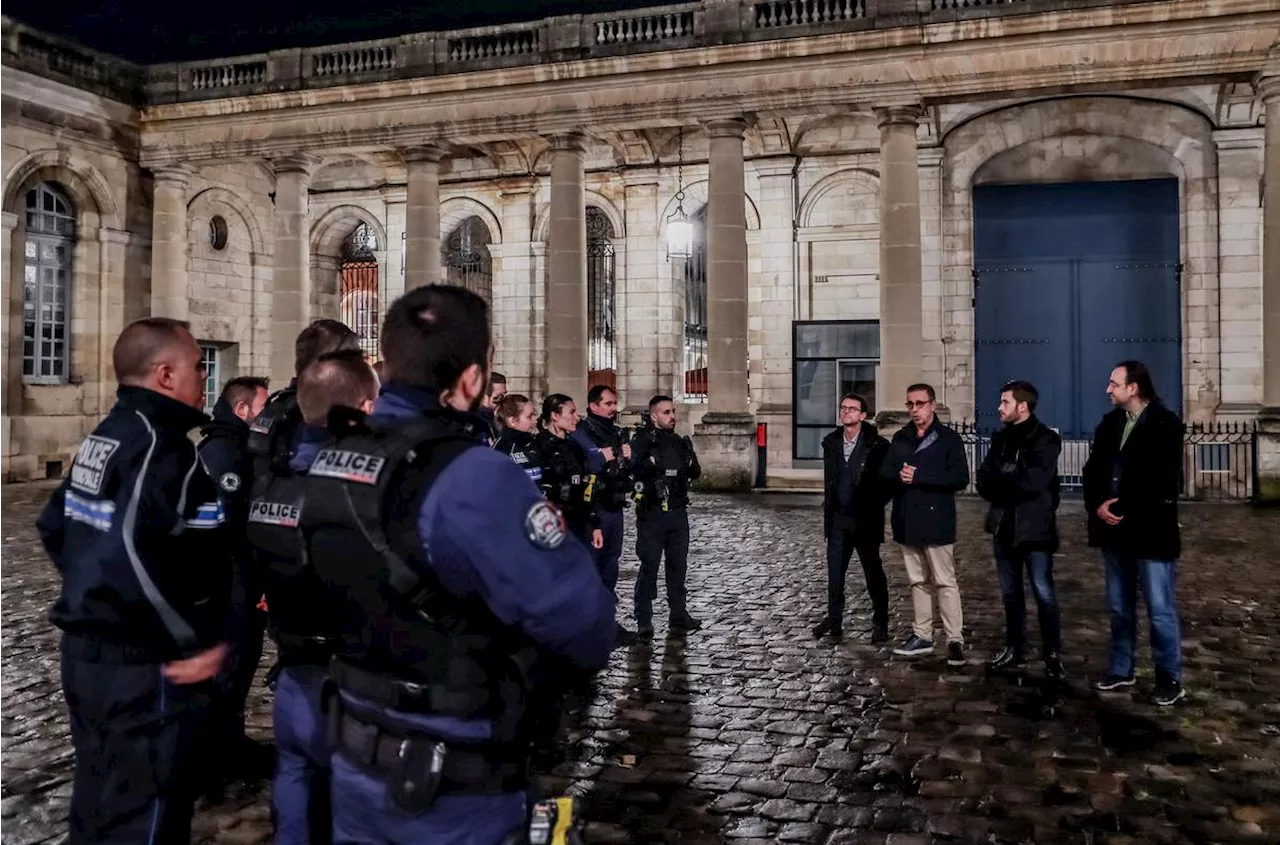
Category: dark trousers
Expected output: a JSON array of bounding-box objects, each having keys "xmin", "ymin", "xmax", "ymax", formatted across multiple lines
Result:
[
  {"xmin": 212, "ymin": 605, "xmax": 267, "ymax": 776},
  {"xmin": 592, "ymin": 509, "xmax": 625, "ymax": 593},
  {"xmin": 61, "ymin": 635, "xmax": 213, "ymax": 844},
  {"xmin": 825, "ymin": 525, "xmax": 888, "ymax": 629},
  {"xmin": 994, "ymin": 540, "xmax": 1062, "ymax": 656},
  {"xmin": 273, "ymin": 665, "xmax": 332, "ymax": 845},
  {"xmin": 634, "ymin": 507, "xmax": 690, "ymax": 626}
]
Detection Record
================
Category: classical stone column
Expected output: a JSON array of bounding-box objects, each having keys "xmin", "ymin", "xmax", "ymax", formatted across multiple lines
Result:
[
  {"xmin": 270, "ymin": 155, "xmax": 314, "ymax": 385},
  {"xmin": 494, "ymin": 177, "xmax": 540, "ymax": 393},
  {"xmin": 150, "ymin": 166, "xmax": 194, "ymax": 320},
  {"xmin": 545, "ymin": 132, "xmax": 588, "ymax": 403},
  {"xmin": 874, "ymin": 105, "xmax": 925, "ymax": 428},
  {"xmin": 403, "ymin": 145, "xmax": 445, "ymax": 290},
  {"xmin": 695, "ymin": 117, "xmax": 756, "ymax": 490},
  {"xmin": 1257, "ymin": 75, "xmax": 1280, "ymax": 501}
]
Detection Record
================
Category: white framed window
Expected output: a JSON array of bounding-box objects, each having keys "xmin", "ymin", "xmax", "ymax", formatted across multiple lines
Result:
[
  {"xmin": 200, "ymin": 344, "xmax": 220, "ymax": 415},
  {"xmin": 23, "ymin": 183, "xmax": 75, "ymax": 384}
]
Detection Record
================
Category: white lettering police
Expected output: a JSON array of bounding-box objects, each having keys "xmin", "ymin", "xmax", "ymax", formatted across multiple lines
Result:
[
  {"xmin": 70, "ymin": 435, "xmax": 120, "ymax": 496},
  {"xmin": 308, "ymin": 448, "xmax": 387, "ymax": 485},
  {"xmin": 248, "ymin": 500, "xmax": 301, "ymax": 528}
]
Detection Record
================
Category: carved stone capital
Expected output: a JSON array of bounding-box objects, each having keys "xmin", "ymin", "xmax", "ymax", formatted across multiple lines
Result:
[
  {"xmin": 270, "ymin": 153, "xmax": 318, "ymax": 177},
  {"xmin": 1257, "ymin": 73, "xmax": 1280, "ymax": 104},
  {"xmin": 1, "ymin": 211, "xmax": 18, "ymax": 231},
  {"xmin": 401, "ymin": 144, "xmax": 448, "ymax": 165},
  {"xmin": 545, "ymin": 131, "xmax": 587, "ymax": 153},
  {"xmin": 874, "ymin": 104, "xmax": 924, "ymax": 130},
  {"xmin": 703, "ymin": 117, "xmax": 750, "ymax": 141},
  {"xmin": 152, "ymin": 164, "xmax": 196, "ymax": 190}
]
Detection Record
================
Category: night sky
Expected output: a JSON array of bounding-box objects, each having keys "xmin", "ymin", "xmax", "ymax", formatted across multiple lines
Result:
[{"xmin": 6, "ymin": 0, "xmax": 668, "ymax": 64}]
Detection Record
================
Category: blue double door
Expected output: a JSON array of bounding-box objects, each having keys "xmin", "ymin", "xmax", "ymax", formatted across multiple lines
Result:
[{"xmin": 973, "ymin": 179, "xmax": 1182, "ymax": 438}]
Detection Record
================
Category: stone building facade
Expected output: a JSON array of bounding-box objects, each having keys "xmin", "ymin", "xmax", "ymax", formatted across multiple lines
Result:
[{"xmin": 3, "ymin": 0, "xmax": 1280, "ymax": 493}]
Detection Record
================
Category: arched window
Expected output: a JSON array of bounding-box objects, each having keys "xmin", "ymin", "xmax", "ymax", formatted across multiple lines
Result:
[
  {"xmin": 443, "ymin": 216, "xmax": 493, "ymax": 303},
  {"xmin": 23, "ymin": 183, "xmax": 75, "ymax": 383},
  {"xmin": 340, "ymin": 223, "xmax": 380, "ymax": 359},
  {"xmin": 586, "ymin": 207, "xmax": 617, "ymax": 389},
  {"xmin": 682, "ymin": 206, "xmax": 708, "ymax": 400}
]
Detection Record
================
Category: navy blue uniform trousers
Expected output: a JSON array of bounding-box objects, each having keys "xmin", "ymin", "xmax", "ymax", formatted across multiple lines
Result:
[{"xmin": 592, "ymin": 509, "xmax": 625, "ymax": 593}]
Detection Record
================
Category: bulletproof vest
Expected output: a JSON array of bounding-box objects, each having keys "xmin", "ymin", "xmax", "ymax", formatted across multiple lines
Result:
[
  {"xmin": 245, "ymin": 467, "xmax": 338, "ymax": 665},
  {"xmin": 300, "ymin": 411, "xmax": 537, "ymax": 737},
  {"xmin": 638, "ymin": 429, "xmax": 692, "ymax": 510},
  {"xmin": 248, "ymin": 388, "xmax": 302, "ymax": 479},
  {"xmin": 494, "ymin": 430, "xmax": 542, "ymax": 486},
  {"xmin": 578, "ymin": 416, "xmax": 629, "ymax": 510},
  {"xmin": 536, "ymin": 432, "xmax": 591, "ymax": 530}
]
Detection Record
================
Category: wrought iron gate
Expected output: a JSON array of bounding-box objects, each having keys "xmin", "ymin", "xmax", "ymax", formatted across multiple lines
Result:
[{"xmin": 587, "ymin": 207, "xmax": 617, "ymax": 389}]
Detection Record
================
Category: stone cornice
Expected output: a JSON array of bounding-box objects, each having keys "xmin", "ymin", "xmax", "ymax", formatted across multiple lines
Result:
[{"xmin": 136, "ymin": 3, "xmax": 1280, "ymax": 167}]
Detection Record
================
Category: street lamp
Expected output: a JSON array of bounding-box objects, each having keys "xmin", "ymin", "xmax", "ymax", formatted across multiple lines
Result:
[{"xmin": 666, "ymin": 126, "xmax": 692, "ymax": 260}]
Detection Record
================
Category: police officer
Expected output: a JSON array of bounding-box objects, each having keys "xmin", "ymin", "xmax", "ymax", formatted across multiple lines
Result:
[
  {"xmin": 570, "ymin": 385, "xmax": 637, "ymax": 643},
  {"xmin": 478, "ymin": 371, "xmax": 507, "ymax": 444},
  {"xmin": 493, "ymin": 393, "xmax": 544, "ymax": 486},
  {"xmin": 631, "ymin": 394, "xmax": 703, "ymax": 638},
  {"xmin": 38, "ymin": 317, "xmax": 233, "ymax": 843},
  {"xmin": 247, "ymin": 350, "xmax": 379, "ymax": 844},
  {"xmin": 300, "ymin": 285, "xmax": 616, "ymax": 843},
  {"xmin": 536, "ymin": 394, "xmax": 604, "ymax": 552},
  {"xmin": 198, "ymin": 375, "xmax": 273, "ymax": 792}
]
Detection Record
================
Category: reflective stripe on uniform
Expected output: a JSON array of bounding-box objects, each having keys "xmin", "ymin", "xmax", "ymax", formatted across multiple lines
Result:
[{"xmin": 64, "ymin": 491, "xmax": 116, "ymax": 531}]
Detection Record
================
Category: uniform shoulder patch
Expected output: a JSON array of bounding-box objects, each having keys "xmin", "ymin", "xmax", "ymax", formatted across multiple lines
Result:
[
  {"xmin": 525, "ymin": 500, "xmax": 567, "ymax": 550},
  {"xmin": 70, "ymin": 435, "xmax": 121, "ymax": 496},
  {"xmin": 219, "ymin": 472, "xmax": 242, "ymax": 493}
]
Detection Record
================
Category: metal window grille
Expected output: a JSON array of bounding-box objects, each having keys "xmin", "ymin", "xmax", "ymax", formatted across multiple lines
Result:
[
  {"xmin": 682, "ymin": 207, "xmax": 708, "ymax": 400},
  {"xmin": 199, "ymin": 344, "xmax": 219, "ymax": 415},
  {"xmin": 443, "ymin": 216, "xmax": 493, "ymax": 303},
  {"xmin": 586, "ymin": 207, "xmax": 617, "ymax": 388},
  {"xmin": 341, "ymin": 224, "xmax": 380, "ymax": 359},
  {"xmin": 23, "ymin": 183, "xmax": 74, "ymax": 383}
]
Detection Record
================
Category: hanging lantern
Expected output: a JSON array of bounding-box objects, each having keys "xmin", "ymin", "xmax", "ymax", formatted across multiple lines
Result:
[{"xmin": 666, "ymin": 127, "xmax": 693, "ymax": 260}]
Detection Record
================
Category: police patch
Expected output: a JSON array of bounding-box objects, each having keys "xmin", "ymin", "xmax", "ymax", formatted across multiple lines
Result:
[
  {"xmin": 70, "ymin": 435, "xmax": 120, "ymax": 495},
  {"xmin": 525, "ymin": 500, "xmax": 566, "ymax": 550},
  {"xmin": 249, "ymin": 499, "xmax": 301, "ymax": 528},
  {"xmin": 219, "ymin": 473, "xmax": 242, "ymax": 493},
  {"xmin": 308, "ymin": 448, "xmax": 386, "ymax": 485}
]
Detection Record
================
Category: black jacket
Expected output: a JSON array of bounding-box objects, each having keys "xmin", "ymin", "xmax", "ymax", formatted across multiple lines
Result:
[
  {"xmin": 535, "ymin": 429, "xmax": 599, "ymax": 535},
  {"xmin": 631, "ymin": 426, "xmax": 701, "ymax": 513},
  {"xmin": 1082, "ymin": 402, "xmax": 1183, "ymax": 561},
  {"xmin": 199, "ymin": 397, "xmax": 253, "ymax": 541},
  {"xmin": 38, "ymin": 386, "xmax": 233, "ymax": 660},
  {"xmin": 976, "ymin": 416, "xmax": 1061, "ymax": 553},
  {"xmin": 880, "ymin": 418, "xmax": 970, "ymax": 547},
  {"xmin": 821, "ymin": 423, "xmax": 889, "ymax": 544}
]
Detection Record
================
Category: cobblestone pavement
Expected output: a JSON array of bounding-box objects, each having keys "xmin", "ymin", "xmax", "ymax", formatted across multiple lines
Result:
[{"xmin": 4, "ymin": 481, "xmax": 1280, "ymax": 845}]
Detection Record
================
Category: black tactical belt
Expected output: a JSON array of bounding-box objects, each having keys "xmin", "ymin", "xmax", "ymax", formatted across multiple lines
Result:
[
  {"xmin": 329, "ymin": 657, "xmax": 489, "ymax": 716},
  {"xmin": 274, "ymin": 631, "xmax": 336, "ymax": 667}
]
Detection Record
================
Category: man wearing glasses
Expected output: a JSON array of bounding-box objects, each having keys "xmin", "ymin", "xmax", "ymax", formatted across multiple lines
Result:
[{"xmin": 880, "ymin": 383, "xmax": 971, "ymax": 665}]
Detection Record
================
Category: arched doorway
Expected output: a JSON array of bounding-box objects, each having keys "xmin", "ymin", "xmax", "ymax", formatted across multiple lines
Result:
[
  {"xmin": 586, "ymin": 206, "xmax": 617, "ymax": 391},
  {"xmin": 340, "ymin": 223, "xmax": 380, "ymax": 359},
  {"xmin": 443, "ymin": 216, "xmax": 493, "ymax": 303},
  {"xmin": 682, "ymin": 206, "xmax": 708, "ymax": 400}
]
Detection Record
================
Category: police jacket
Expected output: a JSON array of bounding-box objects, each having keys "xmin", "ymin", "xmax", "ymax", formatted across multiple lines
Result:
[
  {"xmin": 880, "ymin": 419, "xmax": 970, "ymax": 547},
  {"xmin": 976, "ymin": 415, "xmax": 1061, "ymax": 553},
  {"xmin": 245, "ymin": 424, "xmax": 338, "ymax": 667},
  {"xmin": 493, "ymin": 427, "xmax": 544, "ymax": 487},
  {"xmin": 534, "ymin": 428, "xmax": 599, "ymax": 535},
  {"xmin": 199, "ymin": 397, "xmax": 253, "ymax": 534},
  {"xmin": 301, "ymin": 383, "xmax": 616, "ymax": 748},
  {"xmin": 1082, "ymin": 402, "xmax": 1182, "ymax": 561},
  {"xmin": 38, "ymin": 386, "xmax": 232, "ymax": 661},
  {"xmin": 571, "ymin": 413, "xmax": 631, "ymax": 512},
  {"xmin": 821, "ymin": 423, "xmax": 890, "ymax": 544},
  {"xmin": 631, "ymin": 426, "xmax": 701, "ymax": 513},
  {"xmin": 248, "ymin": 382, "xmax": 302, "ymax": 478}
]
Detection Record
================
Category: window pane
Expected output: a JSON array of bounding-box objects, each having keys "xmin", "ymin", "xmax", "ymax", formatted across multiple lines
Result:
[
  {"xmin": 25, "ymin": 241, "xmax": 37, "ymax": 259},
  {"xmin": 795, "ymin": 427, "xmax": 825, "ymax": 461},
  {"xmin": 795, "ymin": 360, "xmax": 837, "ymax": 425}
]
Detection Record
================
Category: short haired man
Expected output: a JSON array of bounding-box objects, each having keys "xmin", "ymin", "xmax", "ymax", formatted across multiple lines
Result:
[
  {"xmin": 1083, "ymin": 361, "xmax": 1186, "ymax": 706},
  {"xmin": 976, "ymin": 380, "xmax": 1064, "ymax": 679},
  {"xmin": 300, "ymin": 285, "xmax": 616, "ymax": 842},
  {"xmin": 880, "ymin": 383, "xmax": 971, "ymax": 665},
  {"xmin": 198, "ymin": 375, "xmax": 273, "ymax": 792},
  {"xmin": 251, "ymin": 349, "xmax": 379, "ymax": 844},
  {"xmin": 631, "ymin": 394, "xmax": 703, "ymax": 638},
  {"xmin": 38, "ymin": 318, "xmax": 233, "ymax": 842},
  {"xmin": 817, "ymin": 393, "xmax": 891, "ymax": 642}
]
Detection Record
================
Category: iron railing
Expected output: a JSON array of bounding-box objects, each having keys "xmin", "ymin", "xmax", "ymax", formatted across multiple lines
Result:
[{"xmin": 955, "ymin": 420, "xmax": 1258, "ymax": 503}]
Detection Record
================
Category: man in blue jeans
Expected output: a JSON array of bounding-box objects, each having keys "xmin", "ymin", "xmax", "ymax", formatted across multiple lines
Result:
[
  {"xmin": 1082, "ymin": 360, "xmax": 1185, "ymax": 706},
  {"xmin": 976, "ymin": 380, "xmax": 1064, "ymax": 679}
]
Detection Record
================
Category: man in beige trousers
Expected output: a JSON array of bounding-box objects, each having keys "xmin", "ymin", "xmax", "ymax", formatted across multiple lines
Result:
[{"xmin": 880, "ymin": 383, "xmax": 971, "ymax": 666}]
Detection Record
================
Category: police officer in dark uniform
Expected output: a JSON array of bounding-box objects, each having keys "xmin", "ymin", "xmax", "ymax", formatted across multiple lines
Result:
[
  {"xmin": 38, "ymin": 317, "xmax": 233, "ymax": 843},
  {"xmin": 478, "ymin": 371, "xmax": 507, "ymax": 445},
  {"xmin": 631, "ymin": 394, "xmax": 703, "ymax": 639},
  {"xmin": 536, "ymin": 394, "xmax": 604, "ymax": 552},
  {"xmin": 198, "ymin": 375, "xmax": 272, "ymax": 791},
  {"xmin": 493, "ymin": 393, "xmax": 544, "ymax": 487},
  {"xmin": 247, "ymin": 350, "xmax": 379, "ymax": 844},
  {"xmin": 300, "ymin": 285, "xmax": 616, "ymax": 843}
]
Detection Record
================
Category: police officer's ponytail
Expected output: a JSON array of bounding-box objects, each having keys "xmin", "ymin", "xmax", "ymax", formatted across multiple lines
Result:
[
  {"xmin": 496, "ymin": 393, "xmax": 531, "ymax": 430},
  {"xmin": 540, "ymin": 394, "xmax": 573, "ymax": 429}
]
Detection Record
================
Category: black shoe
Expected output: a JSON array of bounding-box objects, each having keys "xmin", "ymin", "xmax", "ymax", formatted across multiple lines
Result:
[
  {"xmin": 812, "ymin": 619, "xmax": 842, "ymax": 639},
  {"xmin": 615, "ymin": 625, "xmax": 638, "ymax": 647},
  {"xmin": 1150, "ymin": 678, "xmax": 1186, "ymax": 707},
  {"xmin": 989, "ymin": 647, "xmax": 1026, "ymax": 671},
  {"xmin": 635, "ymin": 623, "xmax": 654, "ymax": 640},
  {"xmin": 892, "ymin": 635, "xmax": 933, "ymax": 657},
  {"xmin": 1044, "ymin": 653, "xmax": 1066, "ymax": 681},
  {"xmin": 670, "ymin": 614, "xmax": 702, "ymax": 633},
  {"xmin": 870, "ymin": 624, "xmax": 889, "ymax": 645},
  {"xmin": 1093, "ymin": 674, "xmax": 1136, "ymax": 692},
  {"xmin": 946, "ymin": 641, "xmax": 967, "ymax": 667}
]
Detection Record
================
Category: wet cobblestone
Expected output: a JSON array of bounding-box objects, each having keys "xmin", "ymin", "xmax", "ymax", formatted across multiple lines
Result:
[{"xmin": 3, "ymin": 482, "xmax": 1279, "ymax": 844}]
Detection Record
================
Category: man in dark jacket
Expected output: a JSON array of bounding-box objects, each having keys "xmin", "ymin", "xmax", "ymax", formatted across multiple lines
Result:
[
  {"xmin": 880, "ymin": 383, "xmax": 971, "ymax": 666},
  {"xmin": 976, "ymin": 380, "xmax": 1064, "ymax": 679},
  {"xmin": 198, "ymin": 376, "xmax": 271, "ymax": 790},
  {"xmin": 817, "ymin": 393, "xmax": 890, "ymax": 641},
  {"xmin": 38, "ymin": 318, "xmax": 232, "ymax": 842},
  {"xmin": 1082, "ymin": 360, "xmax": 1185, "ymax": 706}
]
